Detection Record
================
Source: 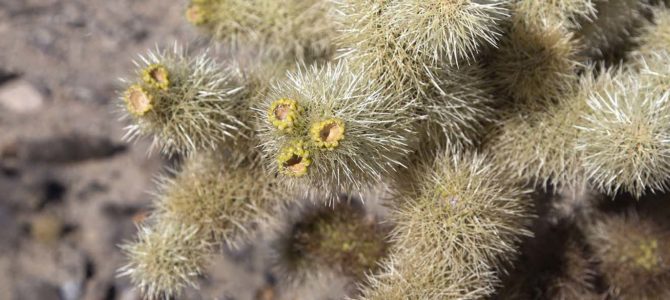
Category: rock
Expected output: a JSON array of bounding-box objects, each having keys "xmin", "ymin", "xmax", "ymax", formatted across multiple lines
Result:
[
  {"xmin": 41, "ymin": 180, "xmax": 67, "ymax": 209},
  {"xmin": 0, "ymin": 80, "xmax": 44, "ymax": 113},
  {"xmin": 16, "ymin": 133, "xmax": 126, "ymax": 163},
  {"xmin": 117, "ymin": 287, "xmax": 141, "ymax": 300},
  {"xmin": 255, "ymin": 285, "xmax": 277, "ymax": 300},
  {"xmin": 30, "ymin": 213, "xmax": 65, "ymax": 244},
  {"xmin": 60, "ymin": 280, "xmax": 83, "ymax": 300},
  {"xmin": 0, "ymin": 258, "xmax": 13, "ymax": 300},
  {"xmin": 15, "ymin": 279, "xmax": 61, "ymax": 300},
  {"xmin": 0, "ymin": 204, "xmax": 19, "ymax": 252},
  {"xmin": 0, "ymin": 69, "xmax": 19, "ymax": 85}
]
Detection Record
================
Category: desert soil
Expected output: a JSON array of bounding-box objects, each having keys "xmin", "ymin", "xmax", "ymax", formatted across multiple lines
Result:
[{"xmin": 0, "ymin": 0, "xmax": 344, "ymax": 299}]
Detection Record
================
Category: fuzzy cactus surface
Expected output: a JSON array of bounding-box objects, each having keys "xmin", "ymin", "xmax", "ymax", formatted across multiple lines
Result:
[{"xmin": 116, "ymin": 0, "xmax": 670, "ymax": 299}]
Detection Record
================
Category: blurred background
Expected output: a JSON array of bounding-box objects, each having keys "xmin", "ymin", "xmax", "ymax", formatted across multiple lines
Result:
[{"xmin": 0, "ymin": 0, "xmax": 295, "ymax": 299}]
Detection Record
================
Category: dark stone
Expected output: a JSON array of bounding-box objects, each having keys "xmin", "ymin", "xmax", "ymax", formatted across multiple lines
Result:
[
  {"xmin": 0, "ymin": 204, "xmax": 19, "ymax": 252},
  {"xmin": 1, "ymin": 164, "xmax": 20, "ymax": 178},
  {"xmin": 17, "ymin": 134, "xmax": 126, "ymax": 164},
  {"xmin": 38, "ymin": 179, "xmax": 66, "ymax": 210},
  {"xmin": 15, "ymin": 279, "xmax": 62, "ymax": 300},
  {"xmin": 0, "ymin": 70, "xmax": 19, "ymax": 86},
  {"xmin": 103, "ymin": 284, "xmax": 116, "ymax": 300},
  {"xmin": 101, "ymin": 203, "xmax": 144, "ymax": 219},
  {"xmin": 76, "ymin": 181, "xmax": 108, "ymax": 201},
  {"xmin": 84, "ymin": 257, "xmax": 95, "ymax": 280}
]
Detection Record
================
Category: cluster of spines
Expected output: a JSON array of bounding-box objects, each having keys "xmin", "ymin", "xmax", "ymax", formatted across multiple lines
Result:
[
  {"xmin": 120, "ymin": 154, "xmax": 291, "ymax": 299},
  {"xmin": 334, "ymin": 0, "xmax": 425, "ymax": 96},
  {"xmin": 512, "ymin": 0, "xmax": 597, "ymax": 28},
  {"xmin": 632, "ymin": 6, "xmax": 670, "ymax": 62},
  {"xmin": 120, "ymin": 222, "xmax": 211, "ymax": 299},
  {"xmin": 257, "ymin": 62, "xmax": 415, "ymax": 196},
  {"xmin": 116, "ymin": 0, "xmax": 670, "ymax": 299},
  {"xmin": 414, "ymin": 63, "xmax": 496, "ymax": 152},
  {"xmin": 335, "ymin": 0, "xmax": 500, "ymax": 152},
  {"xmin": 575, "ymin": 0, "xmax": 650, "ymax": 60},
  {"xmin": 185, "ymin": 0, "xmax": 336, "ymax": 62},
  {"xmin": 489, "ymin": 66, "xmax": 617, "ymax": 190},
  {"xmin": 577, "ymin": 69, "xmax": 670, "ymax": 197},
  {"xmin": 357, "ymin": 151, "xmax": 534, "ymax": 299},
  {"xmin": 489, "ymin": 14, "xmax": 582, "ymax": 105},
  {"xmin": 585, "ymin": 211, "xmax": 670, "ymax": 298},
  {"xmin": 120, "ymin": 45, "xmax": 250, "ymax": 156},
  {"xmin": 384, "ymin": 0, "xmax": 509, "ymax": 67},
  {"xmin": 489, "ymin": 2, "xmax": 670, "ymax": 197},
  {"xmin": 492, "ymin": 65, "xmax": 670, "ymax": 198},
  {"xmin": 268, "ymin": 199, "xmax": 390, "ymax": 284},
  {"xmin": 575, "ymin": 15, "xmax": 670, "ymax": 197}
]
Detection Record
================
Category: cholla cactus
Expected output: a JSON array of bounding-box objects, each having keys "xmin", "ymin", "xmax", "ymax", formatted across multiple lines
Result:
[
  {"xmin": 185, "ymin": 0, "xmax": 336, "ymax": 62},
  {"xmin": 269, "ymin": 200, "xmax": 389, "ymax": 283},
  {"xmin": 586, "ymin": 212, "xmax": 670, "ymax": 298},
  {"xmin": 575, "ymin": 0, "xmax": 649, "ymax": 60},
  {"xmin": 632, "ymin": 8, "xmax": 670, "ymax": 91},
  {"xmin": 545, "ymin": 240, "xmax": 599, "ymax": 300},
  {"xmin": 335, "ymin": 0, "xmax": 501, "ymax": 93},
  {"xmin": 152, "ymin": 154, "xmax": 291, "ymax": 248},
  {"xmin": 384, "ymin": 0, "xmax": 509, "ymax": 66},
  {"xmin": 120, "ymin": 153, "xmax": 292, "ymax": 298},
  {"xmin": 336, "ymin": 0, "xmax": 497, "ymax": 152},
  {"xmin": 120, "ymin": 45, "xmax": 250, "ymax": 156},
  {"xmin": 357, "ymin": 152, "xmax": 533, "ymax": 299},
  {"xmin": 573, "ymin": 7, "xmax": 670, "ymax": 197},
  {"xmin": 633, "ymin": 7, "xmax": 670, "ymax": 61},
  {"xmin": 490, "ymin": 13, "xmax": 582, "ymax": 105},
  {"xmin": 120, "ymin": 222, "xmax": 212, "ymax": 300},
  {"xmin": 513, "ymin": 0, "xmax": 597, "ymax": 27},
  {"xmin": 490, "ymin": 67, "xmax": 610, "ymax": 189},
  {"xmin": 578, "ymin": 70, "xmax": 670, "ymax": 197},
  {"xmin": 334, "ymin": 0, "xmax": 418, "ymax": 94},
  {"xmin": 257, "ymin": 62, "xmax": 415, "ymax": 196},
  {"xmin": 115, "ymin": 1, "xmax": 670, "ymax": 299},
  {"xmin": 417, "ymin": 63, "xmax": 496, "ymax": 152}
]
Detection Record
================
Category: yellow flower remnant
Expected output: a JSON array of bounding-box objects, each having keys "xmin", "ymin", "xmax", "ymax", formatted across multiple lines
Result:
[
  {"xmin": 142, "ymin": 64, "xmax": 170, "ymax": 90},
  {"xmin": 185, "ymin": 5, "xmax": 206, "ymax": 25},
  {"xmin": 268, "ymin": 98, "xmax": 300, "ymax": 132},
  {"xmin": 632, "ymin": 239, "xmax": 660, "ymax": 271},
  {"xmin": 125, "ymin": 84, "xmax": 154, "ymax": 117},
  {"xmin": 310, "ymin": 118, "xmax": 345, "ymax": 150},
  {"xmin": 278, "ymin": 141, "xmax": 311, "ymax": 177}
]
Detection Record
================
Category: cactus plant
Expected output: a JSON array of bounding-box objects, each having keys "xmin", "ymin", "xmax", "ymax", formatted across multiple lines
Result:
[
  {"xmin": 586, "ymin": 211, "xmax": 670, "ymax": 298},
  {"xmin": 357, "ymin": 151, "xmax": 533, "ymax": 299},
  {"xmin": 257, "ymin": 61, "xmax": 416, "ymax": 197},
  {"xmin": 185, "ymin": 0, "xmax": 336, "ymax": 62},
  {"xmin": 269, "ymin": 199, "xmax": 390, "ymax": 283},
  {"xmin": 120, "ymin": 45, "xmax": 250, "ymax": 156},
  {"xmin": 114, "ymin": 0, "xmax": 670, "ymax": 299}
]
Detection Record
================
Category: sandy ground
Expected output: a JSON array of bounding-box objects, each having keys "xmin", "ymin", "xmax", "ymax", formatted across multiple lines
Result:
[{"xmin": 0, "ymin": 0, "xmax": 313, "ymax": 299}]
